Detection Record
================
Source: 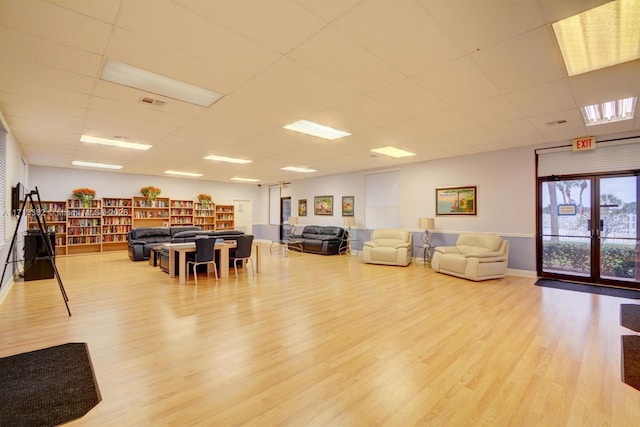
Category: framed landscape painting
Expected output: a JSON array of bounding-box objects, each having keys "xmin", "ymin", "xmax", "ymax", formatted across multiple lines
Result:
[
  {"xmin": 436, "ymin": 186, "xmax": 477, "ymax": 215},
  {"xmin": 342, "ymin": 196, "xmax": 354, "ymax": 216},
  {"xmin": 314, "ymin": 195, "xmax": 333, "ymax": 215},
  {"xmin": 298, "ymin": 199, "xmax": 307, "ymax": 216}
]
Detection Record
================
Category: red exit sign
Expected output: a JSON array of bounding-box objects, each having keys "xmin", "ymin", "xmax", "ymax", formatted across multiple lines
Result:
[{"xmin": 573, "ymin": 136, "xmax": 595, "ymax": 151}]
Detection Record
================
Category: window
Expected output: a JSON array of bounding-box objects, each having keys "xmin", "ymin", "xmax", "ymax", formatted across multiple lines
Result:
[{"xmin": 364, "ymin": 170, "xmax": 400, "ymax": 229}]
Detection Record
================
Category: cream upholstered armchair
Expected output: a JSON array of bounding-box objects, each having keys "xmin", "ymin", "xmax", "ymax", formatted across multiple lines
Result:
[
  {"xmin": 432, "ymin": 233, "xmax": 509, "ymax": 281},
  {"xmin": 363, "ymin": 229, "xmax": 412, "ymax": 266}
]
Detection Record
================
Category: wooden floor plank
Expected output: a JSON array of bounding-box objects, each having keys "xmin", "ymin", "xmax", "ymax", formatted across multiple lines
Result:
[{"xmin": 1, "ymin": 249, "xmax": 640, "ymax": 425}]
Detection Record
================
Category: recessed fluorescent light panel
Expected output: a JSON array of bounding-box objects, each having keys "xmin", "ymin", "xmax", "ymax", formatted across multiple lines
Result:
[
  {"xmin": 580, "ymin": 97, "xmax": 637, "ymax": 126},
  {"xmin": 283, "ymin": 120, "xmax": 351, "ymax": 140},
  {"xmin": 72, "ymin": 161, "xmax": 123, "ymax": 169},
  {"xmin": 101, "ymin": 59, "xmax": 224, "ymax": 107},
  {"xmin": 281, "ymin": 166, "xmax": 317, "ymax": 173},
  {"xmin": 230, "ymin": 177, "xmax": 260, "ymax": 182},
  {"xmin": 80, "ymin": 135, "xmax": 151, "ymax": 151},
  {"xmin": 370, "ymin": 146, "xmax": 416, "ymax": 158},
  {"xmin": 203, "ymin": 155, "xmax": 253, "ymax": 164},
  {"xmin": 552, "ymin": 0, "xmax": 640, "ymax": 76},
  {"xmin": 164, "ymin": 170, "xmax": 203, "ymax": 177}
]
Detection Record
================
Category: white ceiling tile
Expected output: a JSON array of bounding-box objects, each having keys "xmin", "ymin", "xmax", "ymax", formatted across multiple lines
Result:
[
  {"xmin": 508, "ymin": 79, "xmax": 576, "ymax": 117},
  {"xmin": 472, "ymin": 27, "xmax": 567, "ymax": 92},
  {"xmin": 256, "ymin": 57, "xmax": 361, "ymax": 107},
  {"xmin": 369, "ymin": 79, "xmax": 449, "ymax": 118},
  {"xmin": 456, "ymin": 96, "xmax": 523, "ymax": 126},
  {"xmin": 413, "ymin": 56, "xmax": 501, "ymax": 107},
  {"xmin": 175, "ymin": 0, "xmax": 327, "ymax": 54},
  {"xmin": 333, "ymin": 0, "xmax": 463, "ymax": 76},
  {"xmin": 420, "ymin": 0, "xmax": 545, "ymax": 52},
  {"xmin": 288, "ymin": 26, "xmax": 405, "ymax": 93},
  {"xmin": 0, "ymin": 0, "xmax": 112, "ymax": 53}
]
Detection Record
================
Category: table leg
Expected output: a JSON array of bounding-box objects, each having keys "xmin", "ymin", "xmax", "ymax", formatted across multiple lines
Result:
[
  {"xmin": 169, "ymin": 248, "xmax": 176, "ymax": 278},
  {"xmin": 254, "ymin": 243, "xmax": 261, "ymax": 273},
  {"xmin": 219, "ymin": 245, "xmax": 229, "ymax": 278},
  {"xmin": 179, "ymin": 251, "xmax": 187, "ymax": 284}
]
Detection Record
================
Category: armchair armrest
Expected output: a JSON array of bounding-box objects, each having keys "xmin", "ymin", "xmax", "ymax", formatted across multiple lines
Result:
[
  {"xmin": 464, "ymin": 250, "xmax": 503, "ymax": 258},
  {"xmin": 394, "ymin": 242, "xmax": 411, "ymax": 249},
  {"xmin": 363, "ymin": 241, "xmax": 378, "ymax": 248},
  {"xmin": 129, "ymin": 239, "xmax": 147, "ymax": 245}
]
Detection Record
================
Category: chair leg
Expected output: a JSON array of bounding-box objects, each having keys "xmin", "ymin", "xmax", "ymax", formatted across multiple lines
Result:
[
  {"xmin": 248, "ymin": 258, "xmax": 254, "ymax": 276},
  {"xmin": 193, "ymin": 263, "xmax": 198, "ymax": 285},
  {"xmin": 233, "ymin": 259, "xmax": 239, "ymax": 277},
  {"xmin": 212, "ymin": 262, "xmax": 218, "ymax": 280}
]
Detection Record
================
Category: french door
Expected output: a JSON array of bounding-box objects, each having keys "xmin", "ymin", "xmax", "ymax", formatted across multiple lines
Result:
[{"xmin": 538, "ymin": 173, "xmax": 639, "ymax": 288}]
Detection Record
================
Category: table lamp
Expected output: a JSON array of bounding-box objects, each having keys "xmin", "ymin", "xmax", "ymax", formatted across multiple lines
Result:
[
  {"xmin": 288, "ymin": 216, "xmax": 298, "ymax": 236},
  {"xmin": 418, "ymin": 217, "xmax": 435, "ymax": 245},
  {"xmin": 343, "ymin": 217, "xmax": 356, "ymax": 235}
]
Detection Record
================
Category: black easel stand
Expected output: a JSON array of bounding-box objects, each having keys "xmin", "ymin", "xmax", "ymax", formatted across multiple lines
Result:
[{"xmin": 1, "ymin": 186, "xmax": 71, "ymax": 316}]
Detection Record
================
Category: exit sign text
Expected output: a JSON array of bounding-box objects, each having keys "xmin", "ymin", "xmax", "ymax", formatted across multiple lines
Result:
[{"xmin": 573, "ymin": 136, "xmax": 595, "ymax": 151}]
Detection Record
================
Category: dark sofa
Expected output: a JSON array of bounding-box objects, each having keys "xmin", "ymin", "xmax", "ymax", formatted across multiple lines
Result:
[
  {"xmin": 128, "ymin": 226, "xmax": 201, "ymax": 261},
  {"xmin": 291, "ymin": 225, "xmax": 348, "ymax": 255},
  {"xmin": 128, "ymin": 226, "xmax": 248, "ymax": 261}
]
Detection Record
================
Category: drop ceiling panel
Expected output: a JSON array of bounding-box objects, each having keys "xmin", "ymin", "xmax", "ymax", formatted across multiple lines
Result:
[
  {"xmin": 421, "ymin": 0, "xmax": 545, "ymax": 53},
  {"xmin": 333, "ymin": 0, "xmax": 463, "ymax": 76},
  {"xmin": 256, "ymin": 57, "xmax": 361, "ymax": 107},
  {"xmin": 334, "ymin": 95, "xmax": 409, "ymax": 128},
  {"xmin": 46, "ymin": 0, "xmax": 121, "ymax": 23},
  {"xmin": 413, "ymin": 56, "xmax": 501, "ymax": 107},
  {"xmin": 105, "ymin": 29, "xmax": 248, "ymax": 95},
  {"xmin": 175, "ymin": 0, "xmax": 327, "ymax": 54},
  {"xmin": 0, "ymin": 27, "xmax": 102, "ymax": 77},
  {"xmin": 456, "ymin": 96, "xmax": 523, "ymax": 126},
  {"xmin": 473, "ymin": 27, "xmax": 567, "ymax": 93},
  {"xmin": 0, "ymin": 0, "xmax": 112, "ymax": 53},
  {"xmin": 116, "ymin": 0, "xmax": 280, "ymax": 78},
  {"xmin": 0, "ymin": 56, "xmax": 95, "ymax": 94},
  {"xmin": 507, "ymin": 79, "xmax": 576, "ymax": 117},
  {"xmin": 370, "ymin": 79, "xmax": 450, "ymax": 118},
  {"xmin": 288, "ymin": 26, "xmax": 405, "ymax": 93}
]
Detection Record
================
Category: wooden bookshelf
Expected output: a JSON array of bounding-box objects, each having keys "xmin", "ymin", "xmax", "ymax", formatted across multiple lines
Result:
[
  {"xmin": 193, "ymin": 202, "xmax": 216, "ymax": 230},
  {"xmin": 132, "ymin": 197, "xmax": 170, "ymax": 228},
  {"xmin": 66, "ymin": 199, "xmax": 102, "ymax": 255},
  {"xmin": 170, "ymin": 199, "xmax": 195, "ymax": 226},
  {"xmin": 215, "ymin": 204, "xmax": 235, "ymax": 230},
  {"xmin": 25, "ymin": 200, "xmax": 67, "ymax": 256},
  {"xmin": 102, "ymin": 197, "xmax": 133, "ymax": 252}
]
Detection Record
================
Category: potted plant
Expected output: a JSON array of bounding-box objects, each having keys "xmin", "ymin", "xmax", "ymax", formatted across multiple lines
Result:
[
  {"xmin": 140, "ymin": 186, "xmax": 161, "ymax": 203},
  {"xmin": 72, "ymin": 188, "xmax": 96, "ymax": 208},
  {"xmin": 198, "ymin": 193, "xmax": 212, "ymax": 209}
]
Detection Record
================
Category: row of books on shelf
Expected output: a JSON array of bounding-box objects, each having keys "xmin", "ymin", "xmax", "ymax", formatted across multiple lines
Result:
[
  {"xmin": 67, "ymin": 235, "xmax": 128, "ymax": 244},
  {"xmin": 103, "ymin": 217, "xmax": 132, "ymax": 225},
  {"xmin": 68, "ymin": 219, "xmax": 101, "ymax": 227},
  {"xmin": 68, "ymin": 227, "xmax": 101, "ymax": 236},
  {"xmin": 103, "ymin": 225, "xmax": 131, "ymax": 234},
  {"xmin": 134, "ymin": 212, "xmax": 170, "ymax": 218}
]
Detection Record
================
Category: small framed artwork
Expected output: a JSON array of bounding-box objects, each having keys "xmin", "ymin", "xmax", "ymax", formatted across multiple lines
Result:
[
  {"xmin": 298, "ymin": 199, "xmax": 307, "ymax": 216},
  {"xmin": 342, "ymin": 196, "xmax": 354, "ymax": 216},
  {"xmin": 436, "ymin": 186, "xmax": 477, "ymax": 215},
  {"xmin": 314, "ymin": 195, "xmax": 333, "ymax": 215}
]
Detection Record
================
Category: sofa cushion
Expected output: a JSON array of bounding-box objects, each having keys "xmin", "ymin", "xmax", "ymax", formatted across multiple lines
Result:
[
  {"xmin": 456, "ymin": 233, "xmax": 502, "ymax": 251},
  {"xmin": 134, "ymin": 227, "xmax": 171, "ymax": 240},
  {"xmin": 301, "ymin": 226, "xmax": 321, "ymax": 235}
]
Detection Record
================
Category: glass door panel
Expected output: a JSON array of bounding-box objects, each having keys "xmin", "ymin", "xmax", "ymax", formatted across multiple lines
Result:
[
  {"xmin": 599, "ymin": 176, "xmax": 639, "ymax": 283},
  {"xmin": 540, "ymin": 179, "xmax": 593, "ymax": 278}
]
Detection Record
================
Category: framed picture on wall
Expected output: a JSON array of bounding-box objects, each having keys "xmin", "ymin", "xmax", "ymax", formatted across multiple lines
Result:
[
  {"xmin": 436, "ymin": 186, "xmax": 477, "ymax": 215},
  {"xmin": 314, "ymin": 195, "xmax": 333, "ymax": 215},
  {"xmin": 342, "ymin": 196, "xmax": 354, "ymax": 216},
  {"xmin": 298, "ymin": 199, "xmax": 307, "ymax": 216}
]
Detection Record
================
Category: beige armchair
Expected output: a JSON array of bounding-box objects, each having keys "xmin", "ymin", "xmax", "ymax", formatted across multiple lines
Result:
[
  {"xmin": 363, "ymin": 229, "xmax": 412, "ymax": 266},
  {"xmin": 432, "ymin": 233, "xmax": 509, "ymax": 281}
]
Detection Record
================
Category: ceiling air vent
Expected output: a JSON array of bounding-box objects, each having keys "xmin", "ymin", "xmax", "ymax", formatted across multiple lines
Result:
[
  {"xmin": 546, "ymin": 119, "xmax": 567, "ymax": 127},
  {"xmin": 139, "ymin": 97, "xmax": 166, "ymax": 107}
]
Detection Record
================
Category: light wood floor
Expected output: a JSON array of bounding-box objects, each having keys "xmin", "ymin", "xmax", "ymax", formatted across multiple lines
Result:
[{"xmin": 2, "ymin": 247, "xmax": 640, "ymax": 426}]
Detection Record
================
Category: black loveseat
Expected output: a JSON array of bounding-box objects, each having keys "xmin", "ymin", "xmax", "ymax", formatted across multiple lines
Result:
[
  {"xmin": 291, "ymin": 225, "xmax": 348, "ymax": 255},
  {"xmin": 128, "ymin": 226, "xmax": 246, "ymax": 261}
]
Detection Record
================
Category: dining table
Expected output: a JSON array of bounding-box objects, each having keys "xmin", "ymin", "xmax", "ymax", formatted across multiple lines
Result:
[{"xmin": 164, "ymin": 239, "xmax": 261, "ymax": 284}]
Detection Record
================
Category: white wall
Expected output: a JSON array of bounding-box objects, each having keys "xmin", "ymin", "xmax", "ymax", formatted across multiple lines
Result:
[
  {"xmin": 1, "ymin": 124, "xmax": 28, "ymax": 302},
  {"xmin": 256, "ymin": 146, "xmax": 534, "ymax": 237}
]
